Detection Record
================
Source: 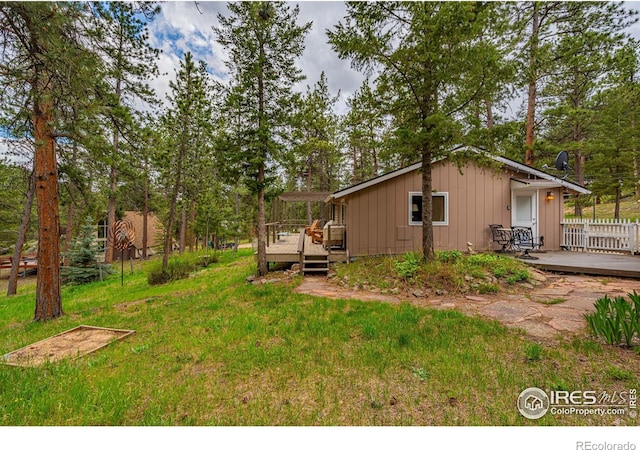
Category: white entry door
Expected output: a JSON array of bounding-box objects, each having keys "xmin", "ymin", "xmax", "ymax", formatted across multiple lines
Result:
[{"xmin": 512, "ymin": 190, "xmax": 538, "ymax": 237}]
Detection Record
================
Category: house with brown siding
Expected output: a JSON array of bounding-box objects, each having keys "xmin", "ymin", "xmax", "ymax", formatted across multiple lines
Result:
[
  {"xmin": 96, "ymin": 211, "xmax": 164, "ymax": 260},
  {"xmin": 325, "ymin": 153, "xmax": 590, "ymax": 258}
]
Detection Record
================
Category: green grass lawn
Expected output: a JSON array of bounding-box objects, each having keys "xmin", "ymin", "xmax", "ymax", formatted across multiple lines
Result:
[
  {"xmin": 0, "ymin": 249, "xmax": 638, "ymax": 425},
  {"xmin": 565, "ymin": 197, "xmax": 640, "ymax": 220}
]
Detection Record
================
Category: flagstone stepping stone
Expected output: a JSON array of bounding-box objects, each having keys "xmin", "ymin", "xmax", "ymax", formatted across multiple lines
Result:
[
  {"xmin": 507, "ymin": 321, "xmax": 558, "ymax": 339},
  {"xmin": 479, "ymin": 301, "xmax": 541, "ymax": 323},
  {"xmin": 548, "ymin": 318, "xmax": 586, "ymax": 333}
]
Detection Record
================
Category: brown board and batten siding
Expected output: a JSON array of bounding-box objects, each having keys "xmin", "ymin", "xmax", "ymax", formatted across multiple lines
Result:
[
  {"xmin": 340, "ymin": 159, "xmax": 570, "ymax": 257},
  {"xmin": 539, "ymin": 187, "xmax": 564, "ymax": 250}
]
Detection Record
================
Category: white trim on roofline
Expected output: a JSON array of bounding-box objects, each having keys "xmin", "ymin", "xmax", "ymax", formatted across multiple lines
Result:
[
  {"xmin": 329, "ymin": 151, "xmax": 590, "ymax": 201},
  {"xmin": 330, "ymin": 162, "xmax": 422, "ymax": 200},
  {"xmin": 492, "ymin": 155, "xmax": 590, "ymax": 195}
]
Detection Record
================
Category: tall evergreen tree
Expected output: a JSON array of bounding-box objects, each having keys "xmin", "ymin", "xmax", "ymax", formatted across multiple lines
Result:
[
  {"xmin": 329, "ymin": 2, "xmax": 505, "ymax": 260},
  {"xmin": 214, "ymin": 1, "xmax": 310, "ymax": 276},
  {"xmin": 290, "ymin": 72, "xmax": 341, "ymax": 222},
  {"xmin": 541, "ymin": 2, "xmax": 635, "ymax": 216},
  {"xmin": 342, "ymin": 81, "xmax": 387, "ymax": 184},
  {"xmin": 0, "ymin": 2, "xmax": 107, "ymax": 320},
  {"xmin": 89, "ymin": 2, "xmax": 160, "ymax": 263},
  {"xmin": 159, "ymin": 52, "xmax": 215, "ymax": 271}
]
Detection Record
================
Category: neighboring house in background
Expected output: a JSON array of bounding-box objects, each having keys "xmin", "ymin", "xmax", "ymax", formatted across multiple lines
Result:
[
  {"xmin": 96, "ymin": 211, "xmax": 164, "ymax": 260},
  {"xmin": 325, "ymin": 152, "xmax": 590, "ymax": 258}
]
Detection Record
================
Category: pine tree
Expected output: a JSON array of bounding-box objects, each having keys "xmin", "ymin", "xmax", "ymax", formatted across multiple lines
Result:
[
  {"xmin": 0, "ymin": 2, "xmax": 108, "ymax": 320},
  {"xmin": 158, "ymin": 52, "xmax": 216, "ymax": 271},
  {"xmin": 61, "ymin": 216, "xmax": 114, "ymax": 285},
  {"xmin": 329, "ymin": 2, "xmax": 506, "ymax": 260},
  {"xmin": 89, "ymin": 2, "xmax": 160, "ymax": 263},
  {"xmin": 215, "ymin": 1, "xmax": 311, "ymax": 276}
]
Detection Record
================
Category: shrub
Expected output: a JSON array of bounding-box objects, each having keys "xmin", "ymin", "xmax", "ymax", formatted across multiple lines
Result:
[
  {"xmin": 62, "ymin": 216, "xmax": 114, "ymax": 285},
  {"xmin": 394, "ymin": 251, "xmax": 422, "ymax": 279},
  {"xmin": 436, "ymin": 250, "xmax": 463, "ymax": 264},
  {"xmin": 147, "ymin": 251, "xmax": 218, "ymax": 285},
  {"xmin": 584, "ymin": 291, "xmax": 640, "ymax": 347}
]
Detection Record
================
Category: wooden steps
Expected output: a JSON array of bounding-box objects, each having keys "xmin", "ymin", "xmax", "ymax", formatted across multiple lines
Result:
[{"xmin": 302, "ymin": 254, "xmax": 329, "ymax": 274}]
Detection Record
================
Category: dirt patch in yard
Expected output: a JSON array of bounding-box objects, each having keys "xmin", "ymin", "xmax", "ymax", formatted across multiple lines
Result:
[{"xmin": 1, "ymin": 325, "xmax": 135, "ymax": 367}]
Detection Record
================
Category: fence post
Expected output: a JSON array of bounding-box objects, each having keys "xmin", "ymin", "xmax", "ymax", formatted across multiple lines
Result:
[
  {"xmin": 631, "ymin": 219, "xmax": 637, "ymax": 256},
  {"xmin": 583, "ymin": 220, "xmax": 589, "ymax": 252}
]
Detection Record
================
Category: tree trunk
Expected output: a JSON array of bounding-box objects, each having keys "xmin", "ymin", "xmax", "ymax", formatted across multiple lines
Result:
[
  {"xmin": 7, "ymin": 170, "xmax": 36, "ymax": 296},
  {"xmin": 421, "ymin": 147, "xmax": 434, "ymax": 261},
  {"xmin": 105, "ymin": 165, "xmax": 117, "ymax": 263},
  {"xmin": 33, "ymin": 97, "xmax": 62, "ymax": 321},
  {"xmin": 142, "ymin": 160, "xmax": 149, "ymax": 259},
  {"xmin": 234, "ymin": 191, "xmax": 239, "ymax": 253},
  {"xmin": 485, "ymin": 99, "xmax": 494, "ymax": 130},
  {"xmin": 162, "ymin": 151, "xmax": 183, "ymax": 270},
  {"xmin": 634, "ymin": 153, "xmax": 640, "ymax": 201},
  {"xmin": 352, "ymin": 145, "xmax": 358, "ymax": 184},
  {"xmin": 256, "ymin": 33, "xmax": 268, "ymax": 277},
  {"xmin": 573, "ymin": 150, "xmax": 585, "ymax": 217},
  {"xmin": 188, "ymin": 203, "xmax": 196, "ymax": 252},
  {"xmin": 573, "ymin": 115, "xmax": 585, "ymax": 217},
  {"xmin": 257, "ymin": 162, "xmax": 268, "ymax": 276},
  {"xmin": 525, "ymin": 2, "xmax": 540, "ymax": 167},
  {"xmin": 179, "ymin": 206, "xmax": 186, "ymax": 254},
  {"xmin": 306, "ymin": 157, "xmax": 312, "ymax": 224},
  {"xmin": 614, "ymin": 185, "xmax": 622, "ymax": 220},
  {"xmin": 163, "ymin": 190, "xmax": 178, "ymax": 270}
]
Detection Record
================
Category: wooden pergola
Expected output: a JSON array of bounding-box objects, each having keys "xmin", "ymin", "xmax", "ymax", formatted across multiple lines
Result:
[{"xmin": 269, "ymin": 191, "xmax": 332, "ymax": 227}]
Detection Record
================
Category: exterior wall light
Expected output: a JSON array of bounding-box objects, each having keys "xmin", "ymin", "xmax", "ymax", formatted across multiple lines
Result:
[{"xmin": 546, "ymin": 191, "xmax": 555, "ymax": 201}]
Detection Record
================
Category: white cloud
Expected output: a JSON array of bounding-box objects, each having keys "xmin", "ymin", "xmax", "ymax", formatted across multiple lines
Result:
[{"xmin": 145, "ymin": 1, "xmax": 364, "ymax": 115}]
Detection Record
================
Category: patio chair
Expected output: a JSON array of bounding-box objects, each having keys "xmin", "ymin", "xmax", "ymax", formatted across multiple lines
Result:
[
  {"xmin": 489, "ymin": 224, "xmax": 513, "ymax": 253},
  {"xmin": 311, "ymin": 228, "xmax": 323, "ymax": 244},
  {"xmin": 511, "ymin": 226, "xmax": 544, "ymax": 260},
  {"xmin": 305, "ymin": 220, "xmax": 319, "ymax": 236}
]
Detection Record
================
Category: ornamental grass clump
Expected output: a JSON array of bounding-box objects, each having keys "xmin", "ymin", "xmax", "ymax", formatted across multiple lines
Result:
[{"xmin": 584, "ymin": 291, "xmax": 640, "ymax": 347}]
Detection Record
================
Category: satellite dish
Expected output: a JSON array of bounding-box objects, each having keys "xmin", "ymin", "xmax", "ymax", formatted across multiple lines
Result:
[{"xmin": 555, "ymin": 151, "xmax": 569, "ymax": 171}]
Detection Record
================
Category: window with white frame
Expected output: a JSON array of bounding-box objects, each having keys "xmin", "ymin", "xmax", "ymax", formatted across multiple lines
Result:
[{"xmin": 409, "ymin": 192, "xmax": 449, "ymax": 226}]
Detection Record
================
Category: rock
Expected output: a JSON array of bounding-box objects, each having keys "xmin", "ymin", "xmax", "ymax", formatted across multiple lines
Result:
[
  {"xmin": 521, "ymin": 283, "xmax": 535, "ymax": 290},
  {"xmin": 464, "ymin": 275, "xmax": 473, "ymax": 282},
  {"xmin": 290, "ymin": 263, "xmax": 300, "ymax": 271},
  {"xmin": 412, "ymin": 290, "xmax": 426, "ymax": 298},
  {"xmin": 529, "ymin": 269, "xmax": 547, "ymax": 283},
  {"xmin": 246, "ymin": 276, "xmax": 256, "ymax": 283},
  {"xmin": 436, "ymin": 289, "xmax": 446, "ymax": 296},
  {"xmin": 391, "ymin": 288, "xmax": 400, "ymax": 295}
]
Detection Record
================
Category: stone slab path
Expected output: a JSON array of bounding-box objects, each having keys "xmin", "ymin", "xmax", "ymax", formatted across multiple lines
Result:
[{"xmin": 295, "ymin": 274, "xmax": 639, "ymax": 340}]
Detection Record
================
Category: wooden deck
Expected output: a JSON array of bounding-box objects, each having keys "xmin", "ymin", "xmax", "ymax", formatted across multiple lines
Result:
[
  {"xmin": 264, "ymin": 232, "xmax": 347, "ymax": 265},
  {"xmin": 523, "ymin": 251, "xmax": 640, "ymax": 279}
]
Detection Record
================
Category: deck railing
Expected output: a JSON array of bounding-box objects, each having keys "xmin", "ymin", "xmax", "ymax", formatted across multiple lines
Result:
[
  {"xmin": 561, "ymin": 218, "xmax": 640, "ymax": 255},
  {"xmin": 265, "ymin": 222, "xmax": 303, "ymax": 247}
]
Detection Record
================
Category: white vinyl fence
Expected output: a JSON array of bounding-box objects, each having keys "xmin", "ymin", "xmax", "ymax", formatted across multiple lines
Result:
[{"xmin": 561, "ymin": 218, "xmax": 640, "ymax": 255}]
